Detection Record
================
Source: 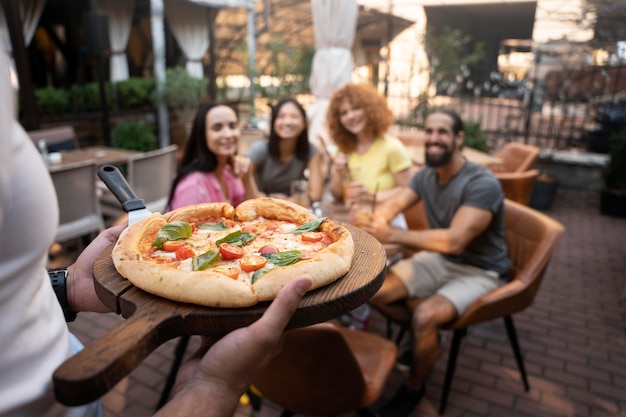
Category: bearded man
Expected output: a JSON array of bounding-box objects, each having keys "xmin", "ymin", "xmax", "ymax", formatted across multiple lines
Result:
[{"xmin": 361, "ymin": 109, "xmax": 511, "ymax": 417}]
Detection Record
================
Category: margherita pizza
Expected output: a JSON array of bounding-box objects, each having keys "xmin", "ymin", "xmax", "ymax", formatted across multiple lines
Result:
[{"xmin": 112, "ymin": 198, "xmax": 355, "ymax": 307}]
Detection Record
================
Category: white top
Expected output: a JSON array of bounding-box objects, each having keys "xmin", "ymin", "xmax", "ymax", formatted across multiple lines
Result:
[{"xmin": 0, "ymin": 55, "xmax": 102, "ymax": 416}]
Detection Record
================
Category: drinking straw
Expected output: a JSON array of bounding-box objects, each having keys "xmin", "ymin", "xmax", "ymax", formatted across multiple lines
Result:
[{"xmin": 371, "ymin": 182, "xmax": 379, "ymax": 213}]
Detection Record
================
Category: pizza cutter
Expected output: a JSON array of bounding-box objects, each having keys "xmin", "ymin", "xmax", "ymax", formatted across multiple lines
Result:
[{"xmin": 98, "ymin": 164, "xmax": 152, "ymax": 224}]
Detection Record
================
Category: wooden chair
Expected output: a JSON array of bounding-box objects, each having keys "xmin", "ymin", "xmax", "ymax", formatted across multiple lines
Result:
[
  {"xmin": 491, "ymin": 142, "xmax": 540, "ymax": 173},
  {"xmin": 250, "ymin": 322, "xmax": 397, "ymax": 417},
  {"xmin": 50, "ymin": 163, "xmax": 105, "ymax": 243},
  {"xmin": 375, "ymin": 200, "xmax": 564, "ymax": 415},
  {"xmin": 28, "ymin": 125, "xmax": 79, "ymax": 152},
  {"xmin": 494, "ymin": 168, "xmax": 540, "ymax": 205}
]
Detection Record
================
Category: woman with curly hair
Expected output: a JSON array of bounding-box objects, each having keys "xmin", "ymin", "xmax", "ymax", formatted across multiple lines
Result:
[{"xmin": 326, "ymin": 83, "xmax": 412, "ymax": 221}]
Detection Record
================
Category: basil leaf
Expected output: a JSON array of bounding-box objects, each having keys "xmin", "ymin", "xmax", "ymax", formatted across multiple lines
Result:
[
  {"xmin": 288, "ymin": 217, "xmax": 327, "ymax": 235},
  {"xmin": 152, "ymin": 222, "xmax": 192, "ymax": 248},
  {"xmin": 192, "ymin": 249, "xmax": 219, "ymax": 271},
  {"xmin": 262, "ymin": 250, "xmax": 302, "ymax": 266},
  {"xmin": 251, "ymin": 267, "xmax": 271, "ymax": 284},
  {"xmin": 198, "ymin": 221, "xmax": 228, "ymax": 230},
  {"xmin": 216, "ymin": 230, "xmax": 257, "ymax": 247}
]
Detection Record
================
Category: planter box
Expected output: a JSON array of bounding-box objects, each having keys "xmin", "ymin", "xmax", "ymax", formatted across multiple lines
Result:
[
  {"xmin": 600, "ymin": 189, "xmax": 626, "ymax": 218},
  {"xmin": 529, "ymin": 177, "xmax": 559, "ymax": 210},
  {"xmin": 538, "ymin": 150, "xmax": 608, "ymax": 191}
]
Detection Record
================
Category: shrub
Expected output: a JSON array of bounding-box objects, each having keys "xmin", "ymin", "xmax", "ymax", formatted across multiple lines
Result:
[
  {"xmin": 111, "ymin": 119, "xmax": 157, "ymax": 152},
  {"xmin": 115, "ymin": 77, "xmax": 156, "ymax": 109},
  {"xmin": 69, "ymin": 83, "xmax": 112, "ymax": 113},
  {"xmin": 34, "ymin": 87, "xmax": 71, "ymax": 116},
  {"xmin": 463, "ymin": 120, "xmax": 489, "ymax": 152},
  {"xmin": 163, "ymin": 67, "xmax": 208, "ymax": 110}
]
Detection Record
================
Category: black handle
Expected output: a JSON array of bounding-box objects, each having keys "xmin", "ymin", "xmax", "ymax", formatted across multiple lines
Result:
[{"xmin": 97, "ymin": 165, "xmax": 146, "ymax": 213}]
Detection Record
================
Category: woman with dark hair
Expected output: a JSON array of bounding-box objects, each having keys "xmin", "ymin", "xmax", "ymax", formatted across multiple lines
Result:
[
  {"xmin": 246, "ymin": 97, "xmax": 324, "ymax": 204},
  {"xmin": 167, "ymin": 103, "xmax": 260, "ymax": 210},
  {"xmin": 326, "ymin": 83, "xmax": 412, "ymax": 217}
]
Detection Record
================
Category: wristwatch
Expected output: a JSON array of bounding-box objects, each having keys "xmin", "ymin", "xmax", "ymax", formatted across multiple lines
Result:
[{"xmin": 49, "ymin": 268, "xmax": 78, "ymax": 322}]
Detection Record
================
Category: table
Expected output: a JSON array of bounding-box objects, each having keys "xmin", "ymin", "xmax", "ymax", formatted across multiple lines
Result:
[
  {"xmin": 47, "ymin": 146, "xmax": 140, "ymax": 173},
  {"xmin": 405, "ymin": 144, "xmax": 503, "ymax": 168}
]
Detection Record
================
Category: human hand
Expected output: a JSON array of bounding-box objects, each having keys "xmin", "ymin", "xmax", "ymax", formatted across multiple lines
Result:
[
  {"xmin": 66, "ymin": 224, "xmax": 126, "ymax": 313},
  {"xmin": 228, "ymin": 155, "xmax": 253, "ymax": 178},
  {"xmin": 359, "ymin": 211, "xmax": 391, "ymax": 243},
  {"xmin": 156, "ymin": 276, "xmax": 313, "ymax": 417},
  {"xmin": 332, "ymin": 153, "xmax": 349, "ymax": 176}
]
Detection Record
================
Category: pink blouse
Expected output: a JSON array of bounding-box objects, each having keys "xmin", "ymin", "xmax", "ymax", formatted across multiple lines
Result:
[{"xmin": 168, "ymin": 169, "xmax": 246, "ymax": 210}]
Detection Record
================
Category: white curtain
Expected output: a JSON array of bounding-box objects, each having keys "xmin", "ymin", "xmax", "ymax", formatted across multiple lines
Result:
[
  {"xmin": 164, "ymin": 0, "xmax": 211, "ymax": 79},
  {"xmin": 0, "ymin": 0, "xmax": 46, "ymax": 87},
  {"xmin": 307, "ymin": 0, "xmax": 358, "ymax": 165},
  {"xmin": 91, "ymin": 0, "xmax": 135, "ymax": 82}
]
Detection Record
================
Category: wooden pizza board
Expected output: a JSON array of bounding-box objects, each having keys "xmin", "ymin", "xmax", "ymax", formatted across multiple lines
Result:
[{"xmin": 53, "ymin": 225, "xmax": 387, "ymax": 406}]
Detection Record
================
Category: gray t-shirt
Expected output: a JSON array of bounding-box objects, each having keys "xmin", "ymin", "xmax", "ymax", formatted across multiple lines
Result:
[
  {"xmin": 247, "ymin": 140, "xmax": 318, "ymax": 196},
  {"xmin": 409, "ymin": 161, "xmax": 511, "ymax": 277}
]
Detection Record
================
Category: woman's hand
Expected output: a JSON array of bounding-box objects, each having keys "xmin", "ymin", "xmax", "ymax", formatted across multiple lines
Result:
[
  {"xmin": 155, "ymin": 276, "xmax": 313, "ymax": 417},
  {"xmin": 66, "ymin": 224, "xmax": 126, "ymax": 313},
  {"xmin": 228, "ymin": 155, "xmax": 253, "ymax": 179}
]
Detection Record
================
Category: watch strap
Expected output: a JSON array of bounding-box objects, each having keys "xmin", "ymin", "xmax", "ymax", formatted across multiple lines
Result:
[{"xmin": 49, "ymin": 268, "xmax": 78, "ymax": 322}]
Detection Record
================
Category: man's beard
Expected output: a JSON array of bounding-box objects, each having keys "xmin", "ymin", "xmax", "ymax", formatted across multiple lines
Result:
[{"xmin": 424, "ymin": 142, "xmax": 455, "ymax": 167}]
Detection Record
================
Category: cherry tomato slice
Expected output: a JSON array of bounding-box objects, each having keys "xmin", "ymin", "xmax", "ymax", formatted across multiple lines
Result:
[
  {"xmin": 240, "ymin": 255, "xmax": 267, "ymax": 272},
  {"xmin": 213, "ymin": 267, "xmax": 240, "ymax": 279},
  {"xmin": 259, "ymin": 245, "xmax": 279, "ymax": 254},
  {"xmin": 176, "ymin": 246, "xmax": 195, "ymax": 260},
  {"xmin": 219, "ymin": 243, "xmax": 244, "ymax": 260},
  {"xmin": 223, "ymin": 219, "xmax": 236, "ymax": 228},
  {"xmin": 163, "ymin": 241, "xmax": 185, "ymax": 252},
  {"xmin": 301, "ymin": 232, "xmax": 324, "ymax": 242}
]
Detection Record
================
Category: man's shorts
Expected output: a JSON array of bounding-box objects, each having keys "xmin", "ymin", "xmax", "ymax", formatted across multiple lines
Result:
[{"xmin": 389, "ymin": 251, "xmax": 503, "ymax": 315}]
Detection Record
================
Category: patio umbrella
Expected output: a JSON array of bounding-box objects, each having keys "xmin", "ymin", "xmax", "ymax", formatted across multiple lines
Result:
[{"xmin": 307, "ymin": 0, "xmax": 358, "ymax": 167}]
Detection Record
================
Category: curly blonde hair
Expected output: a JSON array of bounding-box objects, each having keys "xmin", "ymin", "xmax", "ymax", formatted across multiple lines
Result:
[{"xmin": 326, "ymin": 83, "xmax": 394, "ymax": 154}]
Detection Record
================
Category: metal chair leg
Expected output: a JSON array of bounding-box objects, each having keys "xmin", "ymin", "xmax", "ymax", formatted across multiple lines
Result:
[
  {"xmin": 439, "ymin": 328, "xmax": 466, "ymax": 415},
  {"xmin": 156, "ymin": 335, "xmax": 191, "ymax": 410},
  {"xmin": 503, "ymin": 316, "xmax": 530, "ymax": 391}
]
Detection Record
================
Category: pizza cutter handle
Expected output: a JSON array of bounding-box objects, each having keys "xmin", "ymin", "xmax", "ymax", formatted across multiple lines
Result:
[
  {"xmin": 52, "ymin": 307, "xmax": 174, "ymax": 406},
  {"xmin": 98, "ymin": 164, "xmax": 146, "ymax": 212}
]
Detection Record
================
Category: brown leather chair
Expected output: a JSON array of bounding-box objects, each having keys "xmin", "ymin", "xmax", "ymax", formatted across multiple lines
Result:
[
  {"xmin": 251, "ymin": 322, "xmax": 397, "ymax": 417},
  {"xmin": 376, "ymin": 200, "xmax": 564, "ymax": 415},
  {"xmin": 495, "ymin": 169, "xmax": 540, "ymax": 205},
  {"xmin": 491, "ymin": 142, "xmax": 540, "ymax": 173}
]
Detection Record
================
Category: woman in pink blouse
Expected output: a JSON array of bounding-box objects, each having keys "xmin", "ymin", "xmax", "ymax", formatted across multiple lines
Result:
[{"xmin": 167, "ymin": 103, "xmax": 260, "ymax": 210}]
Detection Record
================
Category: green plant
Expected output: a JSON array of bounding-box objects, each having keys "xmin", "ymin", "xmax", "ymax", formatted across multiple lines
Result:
[
  {"xmin": 34, "ymin": 87, "xmax": 71, "ymax": 116},
  {"xmin": 115, "ymin": 77, "xmax": 156, "ymax": 109},
  {"xmin": 603, "ymin": 127, "xmax": 626, "ymax": 191},
  {"xmin": 163, "ymin": 67, "xmax": 208, "ymax": 110},
  {"xmin": 69, "ymin": 83, "xmax": 112, "ymax": 113},
  {"xmin": 462, "ymin": 120, "xmax": 489, "ymax": 152},
  {"xmin": 111, "ymin": 119, "xmax": 157, "ymax": 152}
]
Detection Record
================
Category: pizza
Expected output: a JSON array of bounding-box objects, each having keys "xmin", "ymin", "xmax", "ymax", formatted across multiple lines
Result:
[{"xmin": 111, "ymin": 198, "xmax": 355, "ymax": 307}]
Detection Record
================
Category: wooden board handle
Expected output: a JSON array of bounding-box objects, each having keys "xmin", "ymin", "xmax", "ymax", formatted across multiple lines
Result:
[{"xmin": 53, "ymin": 306, "xmax": 178, "ymax": 406}]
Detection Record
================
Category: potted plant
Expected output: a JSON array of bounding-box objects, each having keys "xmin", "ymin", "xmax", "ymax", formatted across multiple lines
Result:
[
  {"xmin": 600, "ymin": 127, "xmax": 626, "ymax": 217},
  {"xmin": 111, "ymin": 119, "xmax": 158, "ymax": 152},
  {"xmin": 529, "ymin": 151, "xmax": 559, "ymax": 210},
  {"xmin": 162, "ymin": 67, "xmax": 208, "ymax": 148}
]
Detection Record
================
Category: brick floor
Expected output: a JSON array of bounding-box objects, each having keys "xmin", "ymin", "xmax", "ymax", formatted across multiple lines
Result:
[{"xmin": 54, "ymin": 188, "xmax": 626, "ymax": 417}]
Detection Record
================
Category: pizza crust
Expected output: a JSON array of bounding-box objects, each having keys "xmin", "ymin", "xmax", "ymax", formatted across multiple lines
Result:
[{"xmin": 112, "ymin": 198, "xmax": 355, "ymax": 308}]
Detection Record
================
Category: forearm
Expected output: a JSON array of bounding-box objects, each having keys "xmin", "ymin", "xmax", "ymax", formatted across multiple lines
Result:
[
  {"xmin": 328, "ymin": 173, "xmax": 343, "ymax": 201},
  {"xmin": 154, "ymin": 383, "xmax": 241, "ymax": 417},
  {"xmin": 387, "ymin": 228, "xmax": 460, "ymax": 254}
]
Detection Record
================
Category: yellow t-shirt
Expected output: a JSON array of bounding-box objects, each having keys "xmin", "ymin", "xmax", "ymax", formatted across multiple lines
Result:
[{"xmin": 347, "ymin": 134, "xmax": 412, "ymax": 193}]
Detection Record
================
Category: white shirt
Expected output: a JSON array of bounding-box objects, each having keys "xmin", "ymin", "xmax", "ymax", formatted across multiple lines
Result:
[{"xmin": 0, "ymin": 55, "xmax": 102, "ymax": 416}]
